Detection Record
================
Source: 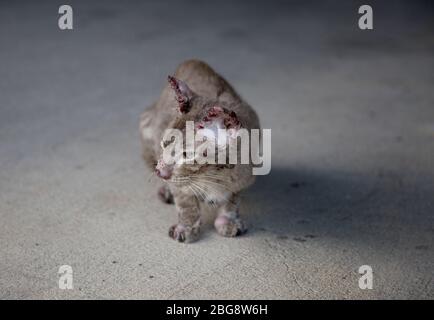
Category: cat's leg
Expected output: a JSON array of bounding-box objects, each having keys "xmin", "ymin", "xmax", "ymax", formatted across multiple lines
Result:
[
  {"xmin": 158, "ymin": 185, "xmax": 174, "ymax": 204},
  {"xmin": 168, "ymin": 191, "xmax": 201, "ymax": 243},
  {"xmin": 214, "ymin": 194, "xmax": 247, "ymax": 237}
]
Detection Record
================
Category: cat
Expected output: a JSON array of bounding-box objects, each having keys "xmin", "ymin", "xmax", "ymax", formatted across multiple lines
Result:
[{"xmin": 140, "ymin": 59, "xmax": 260, "ymax": 243}]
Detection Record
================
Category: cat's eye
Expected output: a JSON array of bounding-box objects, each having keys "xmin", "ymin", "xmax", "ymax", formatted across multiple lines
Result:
[{"xmin": 161, "ymin": 136, "xmax": 175, "ymax": 148}]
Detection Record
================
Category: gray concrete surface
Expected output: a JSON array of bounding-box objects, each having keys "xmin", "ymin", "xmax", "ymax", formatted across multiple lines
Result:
[{"xmin": 0, "ymin": 0, "xmax": 433, "ymax": 299}]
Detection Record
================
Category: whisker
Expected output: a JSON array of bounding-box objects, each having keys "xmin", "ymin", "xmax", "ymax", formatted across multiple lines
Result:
[
  {"xmin": 170, "ymin": 176, "xmax": 191, "ymax": 184},
  {"xmin": 200, "ymin": 173, "xmax": 232, "ymax": 183},
  {"xmin": 191, "ymin": 176, "xmax": 233, "ymax": 194},
  {"xmin": 188, "ymin": 185, "xmax": 201, "ymax": 202},
  {"xmin": 195, "ymin": 174, "xmax": 230, "ymax": 184},
  {"xmin": 190, "ymin": 181, "xmax": 207, "ymax": 198},
  {"xmin": 189, "ymin": 182, "xmax": 208, "ymax": 203},
  {"xmin": 190, "ymin": 181, "xmax": 211, "ymax": 203},
  {"xmin": 191, "ymin": 180, "xmax": 229, "ymax": 207}
]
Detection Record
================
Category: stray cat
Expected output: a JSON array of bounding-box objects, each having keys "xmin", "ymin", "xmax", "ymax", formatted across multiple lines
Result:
[{"xmin": 140, "ymin": 60, "xmax": 260, "ymax": 243}]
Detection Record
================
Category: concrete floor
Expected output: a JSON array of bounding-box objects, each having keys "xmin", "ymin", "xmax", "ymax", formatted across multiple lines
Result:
[{"xmin": 0, "ymin": 0, "xmax": 433, "ymax": 299}]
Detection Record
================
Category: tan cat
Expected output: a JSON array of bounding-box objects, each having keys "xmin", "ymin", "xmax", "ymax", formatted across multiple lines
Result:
[{"xmin": 140, "ymin": 60, "xmax": 260, "ymax": 243}]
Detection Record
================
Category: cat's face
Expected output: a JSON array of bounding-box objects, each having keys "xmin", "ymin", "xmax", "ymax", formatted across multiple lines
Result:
[
  {"xmin": 154, "ymin": 77, "xmax": 241, "ymax": 201},
  {"xmin": 155, "ymin": 101, "xmax": 238, "ymax": 182}
]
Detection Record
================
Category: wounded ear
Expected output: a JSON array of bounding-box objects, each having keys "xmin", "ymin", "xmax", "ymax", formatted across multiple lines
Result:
[
  {"xmin": 167, "ymin": 75, "xmax": 194, "ymax": 113},
  {"xmin": 196, "ymin": 105, "xmax": 241, "ymax": 131}
]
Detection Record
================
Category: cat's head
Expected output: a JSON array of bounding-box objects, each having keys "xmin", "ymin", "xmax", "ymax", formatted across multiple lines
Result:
[{"xmin": 155, "ymin": 76, "xmax": 243, "ymax": 195}]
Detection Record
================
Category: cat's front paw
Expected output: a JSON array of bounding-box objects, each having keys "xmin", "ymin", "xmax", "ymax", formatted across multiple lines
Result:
[
  {"xmin": 168, "ymin": 223, "xmax": 200, "ymax": 243},
  {"xmin": 214, "ymin": 215, "xmax": 247, "ymax": 237}
]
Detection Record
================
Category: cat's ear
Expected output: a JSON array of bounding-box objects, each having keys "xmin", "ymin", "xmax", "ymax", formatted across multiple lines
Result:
[
  {"xmin": 198, "ymin": 106, "xmax": 241, "ymax": 129},
  {"xmin": 167, "ymin": 75, "xmax": 195, "ymax": 113}
]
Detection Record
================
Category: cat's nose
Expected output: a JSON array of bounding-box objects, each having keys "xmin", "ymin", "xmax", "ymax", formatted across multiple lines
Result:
[{"xmin": 155, "ymin": 168, "xmax": 171, "ymax": 180}]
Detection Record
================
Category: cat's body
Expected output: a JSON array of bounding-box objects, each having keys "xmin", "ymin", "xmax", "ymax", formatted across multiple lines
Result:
[{"xmin": 140, "ymin": 60, "xmax": 260, "ymax": 242}]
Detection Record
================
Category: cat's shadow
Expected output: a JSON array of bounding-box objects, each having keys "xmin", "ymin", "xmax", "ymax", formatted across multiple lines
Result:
[
  {"xmin": 167, "ymin": 166, "xmax": 423, "ymax": 244},
  {"xmin": 240, "ymin": 166, "xmax": 384, "ymax": 242}
]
